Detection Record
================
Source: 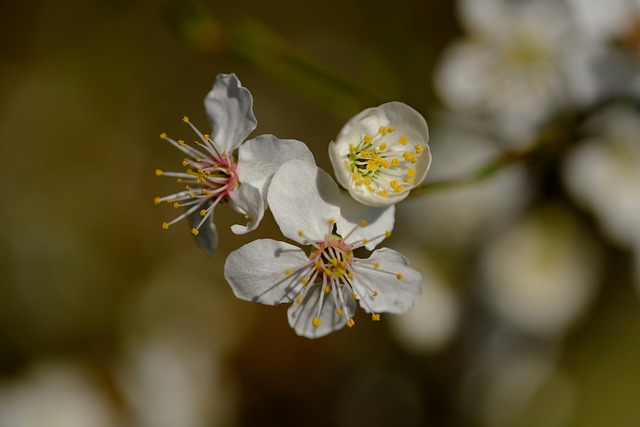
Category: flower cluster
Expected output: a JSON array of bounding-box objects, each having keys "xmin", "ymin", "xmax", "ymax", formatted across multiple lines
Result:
[{"xmin": 156, "ymin": 73, "xmax": 431, "ymax": 338}]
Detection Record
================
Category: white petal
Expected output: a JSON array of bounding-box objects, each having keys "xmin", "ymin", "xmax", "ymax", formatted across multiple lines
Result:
[
  {"xmin": 268, "ymin": 160, "xmax": 341, "ymax": 244},
  {"xmin": 187, "ymin": 202, "xmax": 218, "ymax": 256},
  {"xmin": 351, "ymin": 248, "xmax": 422, "ymax": 315},
  {"xmin": 287, "ymin": 285, "xmax": 357, "ymax": 339},
  {"xmin": 204, "ymin": 73, "xmax": 257, "ymax": 153},
  {"xmin": 236, "ymin": 134, "xmax": 315, "ymax": 197},
  {"xmin": 223, "ymin": 239, "xmax": 307, "ymax": 305},
  {"xmin": 229, "ymin": 183, "xmax": 264, "ymax": 235},
  {"xmin": 336, "ymin": 192, "xmax": 395, "ymax": 250}
]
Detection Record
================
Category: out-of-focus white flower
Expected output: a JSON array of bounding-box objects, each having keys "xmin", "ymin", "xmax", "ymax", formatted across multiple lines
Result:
[
  {"xmin": 480, "ymin": 205, "xmax": 601, "ymax": 337},
  {"xmin": 462, "ymin": 339, "xmax": 576, "ymax": 427},
  {"xmin": 115, "ymin": 252, "xmax": 243, "ymax": 427},
  {"xmin": 397, "ymin": 124, "xmax": 529, "ymax": 249},
  {"xmin": 329, "ymin": 102, "xmax": 431, "ymax": 207},
  {"xmin": 156, "ymin": 73, "xmax": 314, "ymax": 255},
  {"xmin": 566, "ymin": 0, "xmax": 640, "ymax": 43},
  {"xmin": 434, "ymin": 0, "xmax": 595, "ymax": 144},
  {"xmin": 565, "ymin": 0, "xmax": 640, "ymax": 98},
  {"xmin": 387, "ymin": 246, "xmax": 459, "ymax": 353},
  {"xmin": 563, "ymin": 104, "xmax": 640, "ymax": 247},
  {"xmin": 0, "ymin": 362, "xmax": 119, "ymax": 427},
  {"xmin": 224, "ymin": 160, "xmax": 422, "ymax": 338}
]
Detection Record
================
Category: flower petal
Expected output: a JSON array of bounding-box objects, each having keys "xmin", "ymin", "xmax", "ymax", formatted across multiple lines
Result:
[
  {"xmin": 336, "ymin": 192, "xmax": 395, "ymax": 250},
  {"xmin": 224, "ymin": 239, "xmax": 308, "ymax": 305},
  {"xmin": 236, "ymin": 134, "xmax": 315, "ymax": 197},
  {"xmin": 351, "ymin": 248, "xmax": 422, "ymax": 314},
  {"xmin": 187, "ymin": 202, "xmax": 218, "ymax": 256},
  {"xmin": 229, "ymin": 182, "xmax": 264, "ymax": 235},
  {"xmin": 204, "ymin": 73, "xmax": 257, "ymax": 153},
  {"xmin": 287, "ymin": 285, "xmax": 357, "ymax": 339},
  {"xmin": 268, "ymin": 160, "xmax": 341, "ymax": 244}
]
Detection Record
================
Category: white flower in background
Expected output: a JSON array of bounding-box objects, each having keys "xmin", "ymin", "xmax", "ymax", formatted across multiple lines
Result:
[
  {"xmin": 565, "ymin": 0, "xmax": 640, "ymax": 97},
  {"xmin": 155, "ymin": 73, "xmax": 314, "ymax": 255},
  {"xmin": 563, "ymin": 104, "xmax": 640, "ymax": 294},
  {"xmin": 224, "ymin": 160, "xmax": 422, "ymax": 338},
  {"xmin": 481, "ymin": 205, "xmax": 601, "ymax": 338},
  {"xmin": 397, "ymin": 124, "xmax": 529, "ymax": 250},
  {"xmin": 387, "ymin": 246, "xmax": 460, "ymax": 353},
  {"xmin": 563, "ymin": 104, "xmax": 640, "ymax": 248},
  {"xmin": 0, "ymin": 362, "xmax": 119, "ymax": 427},
  {"xmin": 434, "ymin": 0, "xmax": 595, "ymax": 144},
  {"xmin": 328, "ymin": 102, "xmax": 431, "ymax": 207}
]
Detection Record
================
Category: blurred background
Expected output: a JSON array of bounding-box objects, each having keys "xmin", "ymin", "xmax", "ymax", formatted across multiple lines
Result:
[{"xmin": 1, "ymin": 0, "xmax": 639, "ymax": 426}]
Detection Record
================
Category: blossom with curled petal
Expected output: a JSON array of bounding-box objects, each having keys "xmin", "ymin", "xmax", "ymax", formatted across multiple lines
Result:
[
  {"xmin": 224, "ymin": 160, "xmax": 422, "ymax": 338},
  {"xmin": 328, "ymin": 102, "xmax": 431, "ymax": 207},
  {"xmin": 155, "ymin": 73, "xmax": 314, "ymax": 255}
]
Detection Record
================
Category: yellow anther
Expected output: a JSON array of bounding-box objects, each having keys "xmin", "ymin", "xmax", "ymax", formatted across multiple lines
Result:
[
  {"xmin": 371, "ymin": 313, "xmax": 380, "ymax": 321},
  {"xmin": 388, "ymin": 126, "xmax": 395, "ymax": 133},
  {"xmin": 312, "ymin": 317, "xmax": 321, "ymax": 328},
  {"xmin": 296, "ymin": 295, "xmax": 302, "ymax": 304},
  {"xmin": 352, "ymin": 172, "xmax": 361, "ymax": 180},
  {"xmin": 195, "ymin": 157, "xmax": 202, "ymax": 162},
  {"xmin": 362, "ymin": 238, "xmax": 369, "ymax": 244},
  {"xmin": 391, "ymin": 158, "xmax": 400, "ymax": 167},
  {"xmin": 154, "ymin": 197, "xmax": 161, "ymax": 205},
  {"xmin": 162, "ymin": 222, "xmax": 169, "ymax": 230},
  {"xmin": 176, "ymin": 178, "xmax": 183, "ymax": 183},
  {"xmin": 364, "ymin": 135, "xmax": 373, "ymax": 143},
  {"xmin": 284, "ymin": 268, "xmax": 292, "ymax": 276},
  {"xmin": 189, "ymin": 228, "xmax": 199, "ymax": 236},
  {"xmin": 183, "ymin": 116, "xmax": 189, "ymax": 123},
  {"xmin": 407, "ymin": 168, "xmax": 416, "ymax": 177},
  {"xmin": 199, "ymin": 209, "xmax": 206, "ymax": 216},
  {"xmin": 178, "ymin": 140, "xmax": 185, "ymax": 146},
  {"xmin": 173, "ymin": 202, "xmax": 180, "ymax": 209},
  {"xmin": 301, "ymin": 278, "xmax": 309, "ymax": 285},
  {"xmin": 404, "ymin": 178, "xmax": 414, "ymax": 184},
  {"xmin": 347, "ymin": 272, "xmax": 354, "ymax": 279},
  {"xmin": 323, "ymin": 285, "xmax": 331, "ymax": 294},
  {"xmin": 336, "ymin": 308, "xmax": 344, "ymax": 316},
  {"xmin": 382, "ymin": 160, "xmax": 390, "ymax": 168},
  {"xmin": 363, "ymin": 176, "xmax": 372, "ymax": 185},
  {"xmin": 324, "ymin": 268, "xmax": 332, "ymax": 276},
  {"xmin": 415, "ymin": 144, "xmax": 423, "ymax": 154},
  {"xmin": 399, "ymin": 136, "xmax": 408, "ymax": 145},
  {"xmin": 298, "ymin": 230, "xmax": 304, "ymax": 237},
  {"xmin": 373, "ymin": 291, "xmax": 379, "ymax": 297},
  {"xmin": 328, "ymin": 218, "xmax": 335, "ymax": 225},
  {"xmin": 385, "ymin": 231, "xmax": 392, "ymax": 238},
  {"xmin": 379, "ymin": 190, "xmax": 389, "ymax": 197},
  {"xmin": 394, "ymin": 185, "xmax": 404, "ymax": 193},
  {"xmin": 359, "ymin": 220, "xmax": 368, "ymax": 227},
  {"xmin": 314, "ymin": 261, "xmax": 322, "ymax": 270},
  {"xmin": 374, "ymin": 262, "xmax": 380, "ymax": 268},
  {"xmin": 379, "ymin": 142, "xmax": 387, "ymax": 151},
  {"xmin": 379, "ymin": 126, "xmax": 388, "ymax": 135},
  {"xmin": 396, "ymin": 273, "xmax": 403, "ymax": 280},
  {"xmin": 347, "ymin": 318, "xmax": 355, "ymax": 328},
  {"xmin": 166, "ymin": 199, "xmax": 174, "ymax": 204},
  {"xmin": 352, "ymin": 293, "xmax": 359, "ymax": 300},
  {"xmin": 203, "ymin": 134, "xmax": 209, "ymax": 140},
  {"xmin": 188, "ymin": 192, "xmax": 195, "ymax": 198},
  {"xmin": 159, "ymin": 132, "xmax": 167, "ymax": 139},
  {"xmin": 367, "ymin": 185, "xmax": 375, "ymax": 192}
]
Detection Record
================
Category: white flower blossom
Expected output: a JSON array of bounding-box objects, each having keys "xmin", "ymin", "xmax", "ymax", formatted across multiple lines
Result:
[
  {"xmin": 434, "ymin": 0, "xmax": 596, "ymax": 144},
  {"xmin": 155, "ymin": 73, "xmax": 314, "ymax": 255},
  {"xmin": 328, "ymin": 102, "xmax": 431, "ymax": 207},
  {"xmin": 224, "ymin": 160, "xmax": 422, "ymax": 338}
]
